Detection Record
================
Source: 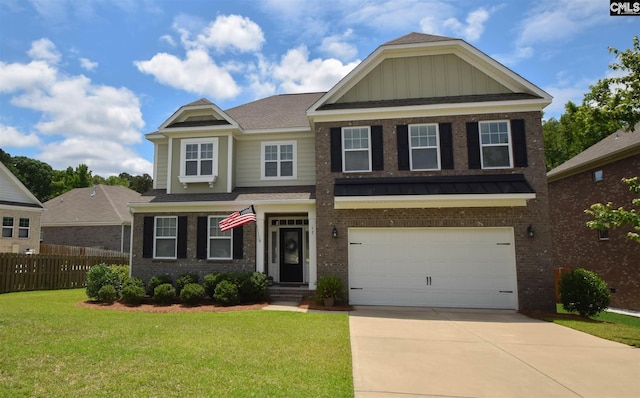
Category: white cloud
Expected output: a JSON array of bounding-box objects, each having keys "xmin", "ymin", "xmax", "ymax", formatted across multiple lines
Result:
[
  {"xmin": 79, "ymin": 57, "xmax": 98, "ymax": 71},
  {"xmin": 319, "ymin": 30, "xmax": 357, "ymax": 61},
  {"xmin": 0, "ymin": 60, "xmax": 57, "ymax": 92},
  {"xmin": 134, "ymin": 50, "xmax": 241, "ymax": 100},
  {"xmin": 443, "ymin": 8, "xmax": 489, "ymax": 42},
  {"xmin": 160, "ymin": 34, "xmax": 176, "ymax": 47},
  {"xmin": 195, "ymin": 14, "xmax": 265, "ymax": 53},
  {"xmin": 26, "ymin": 38, "xmax": 61, "ymax": 64},
  {"xmin": 0, "ymin": 124, "xmax": 41, "ymax": 147}
]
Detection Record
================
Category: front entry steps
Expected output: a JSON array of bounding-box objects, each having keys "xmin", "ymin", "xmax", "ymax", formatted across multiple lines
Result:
[{"xmin": 268, "ymin": 285, "xmax": 309, "ymax": 303}]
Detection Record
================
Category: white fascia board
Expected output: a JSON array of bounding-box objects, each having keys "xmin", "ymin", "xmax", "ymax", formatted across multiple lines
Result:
[
  {"xmin": 158, "ymin": 125, "xmax": 238, "ymax": 137},
  {"xmin": 334, "ymin": 193, "xmax": 536, "ymax": 209},
  {"xmin": 238, "ymin": 127, "xmax": 312, "ymax": 135},
  {"xmin": 129, "ymin": 199, "xmax": 316, "ymax": 214},
  {"xmin": 0, "ymin": 203, "xmax": 45, "ymax": 213},
  {"xmin": 308, "ymin": 99, "xmax": 551, "ymax": 123},
  {"xmin": 235, "ymin": 130, "xmax": 313, "ymax": 142}
]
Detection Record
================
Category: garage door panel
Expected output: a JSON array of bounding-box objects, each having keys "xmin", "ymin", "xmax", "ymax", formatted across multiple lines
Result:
[{"xmin": 348, "ymin": 228, "xmax": 517, "ymax": 309}]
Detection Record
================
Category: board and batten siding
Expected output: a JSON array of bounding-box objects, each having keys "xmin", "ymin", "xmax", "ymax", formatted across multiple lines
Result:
[
  {"xmin": 235, "ymin": 136, "xmax": 316, "ymax": 187},
  {"xmin": 338, "ymin": 54, "xmax": 511, "ymax": 103},
  {"xmin": 154, "ymin": 142, "xmax": 169, "ymax": 190}
]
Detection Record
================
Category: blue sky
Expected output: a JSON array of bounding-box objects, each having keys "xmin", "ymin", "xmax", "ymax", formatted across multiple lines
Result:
[{"xmin": 0, "ymin": 0, "xmax": 637, "ymax": 177}]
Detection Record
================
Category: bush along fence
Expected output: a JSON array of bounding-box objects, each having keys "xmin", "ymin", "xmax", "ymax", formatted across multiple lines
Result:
[{"xmin": 0, "ymin": 252, "xmax": 129, "ymax": 294}]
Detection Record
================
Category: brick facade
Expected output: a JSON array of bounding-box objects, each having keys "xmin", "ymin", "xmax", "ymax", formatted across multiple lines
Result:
[
  {"xmin": 315, "ymin": 111, "xmax": 556, "ymax": 312},
  {"xmin": 549, "ymin": 154, "xmax": 640, "ymax": 311},
  {"xmin": 41, "ymin": 225, "xmax": 131, "ymax": 252}
]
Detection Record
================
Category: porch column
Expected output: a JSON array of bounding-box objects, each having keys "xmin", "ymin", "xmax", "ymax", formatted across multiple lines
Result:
[
  {"xmin": 308, "ymin": 208, "xmax": 317, "ymax": 290},
  {"xmin": 255, "ymin": 208, "xmax": 266, "ymax": 273}
]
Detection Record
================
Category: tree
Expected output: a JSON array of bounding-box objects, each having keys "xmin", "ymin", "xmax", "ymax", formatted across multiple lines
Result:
[
  {"xmin": 585, "ymin": 178, "xmax": 639, "ymax": 243},
  {"xmin": 120, "ymin": 172, "xmax": 152, "ymax": 194},
  {"xmin": 8, "ymin": 156, "xmax": 54, "ymax": 202}
]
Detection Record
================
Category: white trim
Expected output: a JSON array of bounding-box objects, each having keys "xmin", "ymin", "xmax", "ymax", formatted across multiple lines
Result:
[
  {"xmin": 409, "ymin": 123, "xmax": 441, "ymax": 171},
  {"xmin": 153, "ymin": 216, "xmax": 178, "ymax": 260},
  {"xmin": 17, "ymin": 217, "xmax": 30, "ymax": 238},
  {"xmin": 334, "ymin": 193, "xmax": 536, "ymax": 209},
  {"xmin": 208, "ymin": 216, "xmax": 233, "ymax": 260},
  {"xmin": 260, "ymin": 141, "xmax": 297, "ymax": 180},
  {"xmin": 240, "ymin": 127, "xmax": 312, "ymax": 135},
  {"xmin": 342, "ymin": 126, "xmax": 372, "ymax": 173},
  {"xmin": 0, "ymin": 163, "xmax": 44, "ymax": 208},
  {"xmin": 129, "ymin": 199, "xmax": 315, "ymax": 214},
  {"xmin": 167, "ymin": 138, "xmax": 173, "ymax": 192},
  {"xmin": 158, "ymin": 102, "xmax": 239, "ymax": 131},
  {"xmin": 153, "ymin": 143, "xmax": 159, "ymax": 189},
  {"xmin": 227, "ymin": 136, "xmax": 233, "ymax": 193},
  {"xmin": 178, "ymin": 137, "xmax": 219, "ymax": 188},
  {"xmin": 2, "ymin": 216, "xmax": 14, "ymax": 238},
  {"xmin": 478, "ymin": 120, "xmax": 513, "ymax": 169}
]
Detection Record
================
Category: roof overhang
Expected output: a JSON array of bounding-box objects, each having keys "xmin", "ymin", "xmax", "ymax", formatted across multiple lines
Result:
[
  {"xmin": 129, "ymin": 199, "xmax": 315, "ymax": 214},
  {"xmin": 334, "ymin": 193, "xmax": 535, "ymax": 209}
]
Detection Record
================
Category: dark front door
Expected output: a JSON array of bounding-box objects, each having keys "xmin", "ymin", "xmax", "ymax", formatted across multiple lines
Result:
[{"xmin": 280, "ymin": 228, "xmax": 303, "ymax": 283}]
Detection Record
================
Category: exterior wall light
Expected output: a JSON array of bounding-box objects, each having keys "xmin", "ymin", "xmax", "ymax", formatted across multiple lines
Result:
[
  {"xmin": 527, "ymin": 224, "xmax": 535, "ymax": 238},
  {"xmin": 332, "ymin": 226, "xmax": 338, "ymax": 238}
]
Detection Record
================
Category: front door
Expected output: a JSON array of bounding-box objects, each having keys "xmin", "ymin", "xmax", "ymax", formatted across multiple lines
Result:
[{"xmin": 280, "ymin": 228, "xmax": 303, "ymax": 283}]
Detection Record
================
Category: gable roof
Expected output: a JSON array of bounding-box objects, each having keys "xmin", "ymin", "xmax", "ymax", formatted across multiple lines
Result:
[
  {"xmin": 0, "ymin": 162, "xmax": 44, "ymax": 209},
  {"xmin": 382, "ymin": 32, "xmax": 456, "ymax": 45},
  {"xmin": 41, "ymin": 185, "xmax": 151, "ymax": 226},
  {"xmin": 547, "ymin": 126, "xmax": 640, "ymax": 182}
]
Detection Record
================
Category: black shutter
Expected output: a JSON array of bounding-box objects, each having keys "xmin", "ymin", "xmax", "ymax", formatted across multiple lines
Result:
[
  {"xmin": 466, "ymin": 122, "xmax": 481, "ymax": 169},
  {"xmin": 330, "ymin": 127, "xmax": 342, "ymax": 172},
  {"xmin": 397, "ymin": 125, "xmax": 409, "ymax": 170},
  {"xmin": 196, "ymin": 217, "xmax": 207, "ymax": 259},
  {"xmin": 177, "ymin": 216, "xmax": 188, "ymax": 259},
  {"xmin": 439, "ymin": 123, "xmax": 454, "ymax": 169},
  {"xmin": 142, "ymin": 216, "xmax": 154, "ymax": 258},
  {"xmin": 371, "ymin": 125, "xmax": 384, "ymax": 171},
  {"xmin": 511, "ymin": 119, "xmax": 528, "ymax": 167},
  {"xmin": 233, "ymin": 226, "xmax": 244, "ymax": 259}
]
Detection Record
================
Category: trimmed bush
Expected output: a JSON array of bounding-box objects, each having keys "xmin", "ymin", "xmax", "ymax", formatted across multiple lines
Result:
[
  {"xmin": 176, "ymin": 272, "xmax": 200, "ymax": 295},
  {"xmin": 121, "ymin": 282, "xmax": 146, "ymax": 306},
  {"xmin": 559, "ymin": 268, "xmax": 611, "ymax": 317},
  {"xmin": 314, "ymin": 275, "xmax": 345, "ymax": 304},
  {"xmin": 86, "ymin": 264, "xmax": 117, "ymax": 300},
  {"xmin": 203, "ymin": 273, "xmax": 223, "ymax": 298},
  {"xmin": 147, "ymin": 275, "xmax": 173, "ymax": 296},
  {"xmin": 180, "ymin": 283, "xmax": 205, "ymax": 306},
  {"xmin": 153, "ymin": 283, "xmax": 176, "ymax": 305},
  {"xmin": 214, "ymin": 280, "xmax": 239, "ymax": 306},
  {"xmin": 238, "ymin": 272, "xmax": 268, "ymax": 303},
  {"xmin": 97, "ymin": 284, "xmax": 117, "ymax": 303}
]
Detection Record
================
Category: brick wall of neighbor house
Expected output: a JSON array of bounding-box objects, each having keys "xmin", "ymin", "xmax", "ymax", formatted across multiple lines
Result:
[
  {"xmin": 41, "ymin": 225, "xmax": 128, "ymax": 252},
  {"xmin": 0, "ymin": 209, "xmax": 41, "ymax": 254},
  {"xmin": 315, "ymin": 111, "xmax": 556, "ymax": 312},
  {"xmin": 130, "ymin": 212, "xmax": 257, "ymax": 284},
  {"xmin": 549, "ymin": 154, "xmax": 640, "ymax": 311}
]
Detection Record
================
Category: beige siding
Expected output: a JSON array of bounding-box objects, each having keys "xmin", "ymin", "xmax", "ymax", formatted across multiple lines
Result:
[
  {"xmin": 154, "ymin": 142, "xmax": 168, "ymax": 190},
  {"xmin": 0, "ymin": 208, "xmax": 42, "ymax": 254},
  {"xmin": 235, "ymin": 136, "xmax": 316, "ymax": 187},
  {"xmin": 169, "ymin": 135, "xmax": 230, "ymax": 194},
  {"xmin": 339, "ymin": 54, "xmax": 510, "ymax": 103}
]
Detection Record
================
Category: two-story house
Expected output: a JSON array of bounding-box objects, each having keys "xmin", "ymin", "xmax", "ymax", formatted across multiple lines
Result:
[{"xmin": 130, "ymin": 33, "xmax": 555, "ymax": 312}]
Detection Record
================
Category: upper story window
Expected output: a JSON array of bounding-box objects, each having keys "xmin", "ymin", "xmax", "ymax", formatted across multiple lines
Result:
[
  {"xmin": 342, "ymin": 126, "xmax": 371, "ymax": 172},
  {"xmin": 479, "ymin": 121, "xmax": 513, "ymax": 169},
  {"xmin": 2, "ymin": 217, "xmax": 13, "ymax": 238},
  {"xmin": 261, "ymin": 141, "xmax": 296, "ymax": 180},
  {"xmin": 593, "ymin": 170, "xmax": 604, "ymax": 182},
  {"xmin": 154, "ymin": 216, "xmax": 177, "ymax": 259},
  {"xmin": 409, "ymin": 124, "xmax": 440, "ymax": 170},
  {"xmin": 18, "ymin": 218, "xmax": 29, "ymax": 238},
  {"xmin": 179, "ymin": 138, "xmax": 218, "ymax": 187},
  {"xmin": 209, "ymin": 216, "xmax": 232, "ymax": 259}
]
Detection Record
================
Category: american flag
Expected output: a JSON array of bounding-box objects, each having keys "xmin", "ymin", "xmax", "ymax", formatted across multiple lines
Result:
[{"xmin": 219, "ymin": 205, "xmax": 256, "ymax": 232}]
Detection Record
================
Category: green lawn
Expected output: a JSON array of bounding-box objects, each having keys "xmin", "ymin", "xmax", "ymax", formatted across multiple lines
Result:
[
  {"xmin": 546, "ymin": 304, "xmax": 640, "ymax": 347},
  {"xmin": 0, "ymin": 289, "xmax": 353, "ymax": 397}
]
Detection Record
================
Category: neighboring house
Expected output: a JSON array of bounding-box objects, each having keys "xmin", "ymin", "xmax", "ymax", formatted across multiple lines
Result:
[
  {"xmin": 0, "ymin": 162, "xmax": 45, "ymax": 254},
  {"xmin": 129, "ymin": 33, "xmax": 555, "ymax": 311},
  {"xmin": 548, "ymin": 128, "xmax": 640, "ymax": 311},
  {"xmin": 41, "ymin": 185, "xmax": 151, "ymax": 252}
]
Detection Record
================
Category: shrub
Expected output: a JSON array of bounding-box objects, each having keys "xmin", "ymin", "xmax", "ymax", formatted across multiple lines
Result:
[
  {"xmin": 121, "ymin": 279, "xmax": 146, "ymax": 305},
  {"xmin": 176, "ymin": 272, "xmax": 200, "ymax": 295},
  {"xmin": 180, "ymin": 283, "xmax": 205, "ymax": 306},
  {"xmin": 97, "ymin": 284, "xmax": 117, "ymax": 303},
  {"xmin": 147, "ymin": 275, "xmax": 173, "ymax": 296},
  {"xmin": 214, "ymin": 280, "xmax": 239, "ymax": 306},
  {"xmin": 203, "ymin": 273, "xmax": 223, "ymax": 298},
  {"xmin": 559, "ymin": 268, "xmax": 611, "ymax": 317},
  {"xmin": 153, "ymin": 283, "xmax": 176, "ymax": 305},
  {"xmin": 86, "ymin": 264, "xmax": 118, "ymax": 300},
  {"xmin": 314, "ymin": 275, "xmax": 345, "ymax": 305},
  {"xmin": 238, "ymin": 272, "xmax": 268, "ymax": 303}
]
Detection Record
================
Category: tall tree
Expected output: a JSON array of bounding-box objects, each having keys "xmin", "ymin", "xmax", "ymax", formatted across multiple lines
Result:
[{"xmin": 9, "ymin": 156, "xmax": 54, "ymax": 202}]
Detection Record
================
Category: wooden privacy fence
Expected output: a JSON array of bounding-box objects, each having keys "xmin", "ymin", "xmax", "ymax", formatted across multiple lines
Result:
[{"xmin": 0, "ymin": 252, "xmax": 129, "ymax": 294}]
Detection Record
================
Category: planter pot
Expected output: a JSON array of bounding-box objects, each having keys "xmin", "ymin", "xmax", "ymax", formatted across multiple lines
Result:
[{"xmin": 323, "ymin": 297, "xmax": 335, "ymax": 307}]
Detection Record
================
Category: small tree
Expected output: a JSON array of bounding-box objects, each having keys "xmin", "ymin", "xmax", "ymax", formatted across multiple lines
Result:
[
  {"xmin": 559, "ymin": 268, "xmax": 610, "ymax": 317},
  {"xmin": 585, "ymin": 177, "xmax": 640, "ymax": 243}
]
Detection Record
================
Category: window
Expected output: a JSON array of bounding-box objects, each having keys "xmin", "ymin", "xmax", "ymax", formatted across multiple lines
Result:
[
  {"xmin": 179, "ymin": 138, "xmax": 218, "ymax": 186},
  {"xmin": 262, "ymin": 141, "xmax": 296, "ymax": 179},
  {"xmin": 342, "ymin": 126, "xmax": 371, "ymax": 172},
  {"xmin": 2, "ymin": 217, "xmax": 13, "ymax": 238},
  {"xmin": 479, "ymin": 121, "xmax": 512, "ymax": 169},
  {"xmin": 154, "ymin": 216, "xmax": 177, "ymax": 259},
  {"xmin": 18, "ymin": 218, "xmax": 29, "ymax": 238},
  {"xmin": 594, "ymin": 170, "xmax": 604, "ymax": 182},
  {"xmin": 209, "ymin": 216, "xmax": 232, "ymax": 259},
  {"xmin": 409, "ymin": 124, "xmax": 440, "ymax": 170}
]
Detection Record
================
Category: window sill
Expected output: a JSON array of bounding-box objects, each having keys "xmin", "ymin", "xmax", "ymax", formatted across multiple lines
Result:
[{"xmin": 178, "ymin": 175, "xmax": 217, "ymax": 188}]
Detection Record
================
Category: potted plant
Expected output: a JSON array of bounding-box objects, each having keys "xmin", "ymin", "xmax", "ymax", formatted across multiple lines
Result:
[{"xmin": 315, "ymin": 275, "xmax": 344, "ymax": 307}]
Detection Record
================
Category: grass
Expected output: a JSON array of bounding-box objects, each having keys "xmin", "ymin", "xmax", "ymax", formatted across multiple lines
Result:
[
  {"xmin": 0, "ymin": 289, "xmax": 353, "ymax": 397},
  {"xmin": 540, "ymin": 304, "xmax": 640, "ymax": 347}
]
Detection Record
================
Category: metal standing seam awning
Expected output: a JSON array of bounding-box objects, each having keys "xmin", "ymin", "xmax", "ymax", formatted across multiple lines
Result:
[{"xmin": 333, "ymin": 174, "xmax": 536, "ymax": 209}]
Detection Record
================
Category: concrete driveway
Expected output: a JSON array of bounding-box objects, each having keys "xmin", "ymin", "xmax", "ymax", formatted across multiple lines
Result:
[{"xmin": 349, "ymin": 306, "xmax": 640, "ymax": 398}]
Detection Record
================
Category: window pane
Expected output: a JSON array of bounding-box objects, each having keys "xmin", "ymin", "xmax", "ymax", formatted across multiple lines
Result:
[
  {"xmin": 412, "ymin": 148, "xmax": 438, "ymax": 170},
  {"xmin": 201, "ymin": 143, "xmax": 213, "ymax": 159},
  {"xmin": 18, "ymin": 228, "xmax": 28, "ymax": 238},
  {"xmin": 281, "ymin": 161, "xmax": 293, "ymax": 176},
  {"xmin": 265, "ymin": 162, "xmax": 278, "ymax": 177},
  {"xmin": 155, "ymin": 239, "xmax": 176, "ymax": 257},
  {"xmin": 209, "ymin": 218, "xmax": 231, "ymax": 237},
  {"xmin": 3, "ymin": 217, "xmax": 13, "ymax": 227},
  {"xmin": 185, "ymin": 144, "xmax": 198, "ymax": 160},
  {"xmin": 345, "ymin": 150, "xmax": 369, "ymax": 171},
  {"xmin": 185, "ymin": 160, "xmax": 197, "ymax": 176},
  {"xmin": 156, "ymin": 218, "xmax": 176, "ymax": 237},
  {"xmin": 210, "ymin": 239, "xmax": 231, "ymax": 258},
  {"xmin": 265, "ymin": 145, "xmax": 277, "ymax": 161},
  {"xmin": 201, "ymin": 160, "xmax": 213, "ymax": 175},
  {"xmin": 482, "ymin": 146, "xmax": 510, "ymax": 168},
  {"xmin": 19, "ymin": 218, "xmax": 29, "ymax": 228},
  {"xmin": 280, "ymin": 145, "xmax": 293, "ymax": 160},
  {"xmin": 2, "ymin": 228, "xmax": 12, "ymax": 238}
]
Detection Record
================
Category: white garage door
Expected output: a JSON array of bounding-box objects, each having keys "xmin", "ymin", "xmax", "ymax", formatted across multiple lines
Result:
[{"xmin": 348, "ymin": 228, "xmax": 517, "ymax": 309}]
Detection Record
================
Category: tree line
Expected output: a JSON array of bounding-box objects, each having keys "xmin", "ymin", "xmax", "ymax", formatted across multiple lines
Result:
[{"xmin": 0, "ymin": 148, "xmax": 152, "ymax": 202}]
